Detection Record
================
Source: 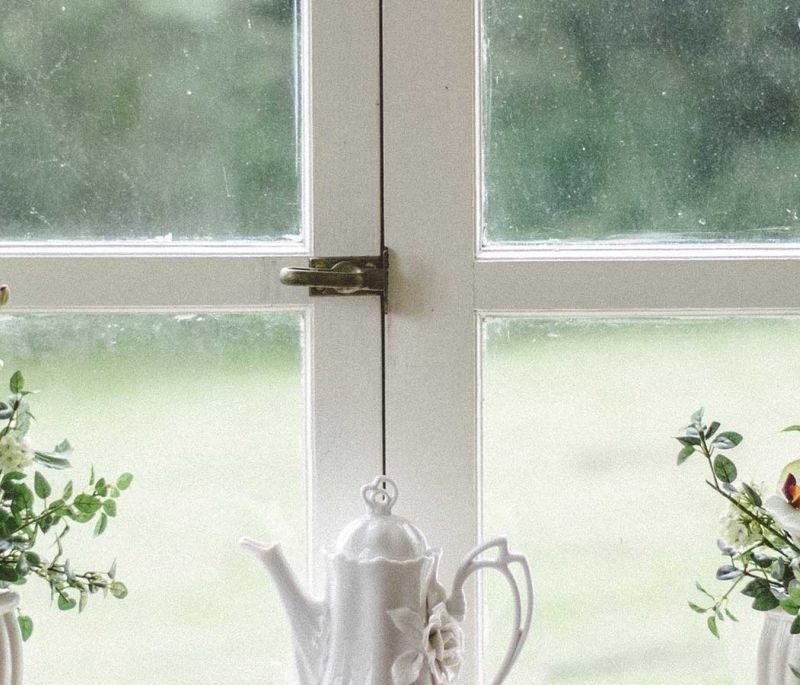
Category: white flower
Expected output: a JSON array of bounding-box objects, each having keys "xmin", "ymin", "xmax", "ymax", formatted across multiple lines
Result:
[
  {"xmin": 389, "ymin": 602, "xmax": 464, "ymax": 685},
  {"xmin": 718, "ymin": 499, "xmax": 760, "ymax": 551},
  {"xmin": 0, "ymin": 431, "xmax": 33, "ymax": 472},
  {"xmin": 764, "ymin": 469, "xmax": 800, "ymax": 541},
  {"xmin": 764, "ymin": 495, "xmax": 800, "ymax": 541}
]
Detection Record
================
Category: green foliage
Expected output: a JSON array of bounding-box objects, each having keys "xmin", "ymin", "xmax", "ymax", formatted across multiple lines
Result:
[
  {"xmin": 676, "ymin": 410, "xmax": 800, "ymax": 681},
  {"xmin": 713, "ymin": 454, "xmax": 737, "ymax": 483},
  {"xmin": 0, "ymin": 0, "xmax": 299, "ymax": 241},
  {"xmin": 0, "ymin": 372, "xmax": 131, "ymax": 640},
  {"xmin": 484, "ymin": 0, "xmax": 800, "ymax": 242}
]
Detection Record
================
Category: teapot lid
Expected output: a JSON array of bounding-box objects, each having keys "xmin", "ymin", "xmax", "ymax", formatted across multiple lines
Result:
[{"xmin": 334, "ymin": 476, "xmax": 430, "ymax": 562}]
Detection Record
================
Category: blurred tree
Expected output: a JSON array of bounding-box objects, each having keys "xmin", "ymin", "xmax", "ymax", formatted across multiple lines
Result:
[
  {"xmin": 483, "ymin": 0, "xmax": 800, "ymax": 242},
  {"xmin": 0, "ymin": 0, "xmax": 299, "ymax": 240}
]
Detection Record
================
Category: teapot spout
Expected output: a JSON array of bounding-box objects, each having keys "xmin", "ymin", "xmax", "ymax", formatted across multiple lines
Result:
[{"xmin": 240, "ymin": 538, "xmax": 327, "ymax": 683}]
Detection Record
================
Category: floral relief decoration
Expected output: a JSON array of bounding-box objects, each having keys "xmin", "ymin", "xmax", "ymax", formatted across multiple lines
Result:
[{"xmin": 389, "ymin": 602, "xmax": 464, "ymax": 685}]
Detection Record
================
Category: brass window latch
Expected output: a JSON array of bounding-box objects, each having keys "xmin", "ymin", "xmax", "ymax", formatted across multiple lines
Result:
[{"xmin": 280, "ymin": 248, "xmax": 388, "ymax": 308}]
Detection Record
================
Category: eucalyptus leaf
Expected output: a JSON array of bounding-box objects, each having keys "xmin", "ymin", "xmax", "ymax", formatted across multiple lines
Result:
[
  {"xmin": 17, "ymin": 615, "xmax": 32, "ymax": 641},
  {"xmin": 696, "ymin": 582, "xmax": 714, "ymax": 599},
  {"xmin": 94, "ymin": 513, "xmax": 108, "ymax": 537},
  {"xmin": 743, "ymin": 482, "xmax": 763, "ymax": 507},
  {"xmin": 74, "ymin": 494, "xmax": 102, "ymax": 515},
  {"xmin": 753, "ymin": 593, "xmax": 781, "ymax": 611},
  {"xmin": 9, "ymin": 371, "xmax": 23, "ymax": 393},
  {"xmin": 781, "ymin": 600, "xmax": 800, "ymax": 615},
  {"xmin": 714, "ymin": 454, "xmax": 738, "ymax": 484},
  {"xmin": 754, "ymin": 550, "xmax": 774, "ymax": 568},
  {"xmin": 707, "ymin": 615, "xmax": 719, "ymax": 638},
  {"xmin": 57, "ymin": 593, "xmax": 76, "ymax": 611},
  {"xmin": 714, "ymin": 432, "xmax": 744, "ymax": 449},
  {"xmin": 109, "ymin": 581, "xmax": 128, "ymax": 599},
  {"xmin": 716, "ymin": 564, "xmax": 742, "ymax": 581},
  {"xmin": 743, "ymin": 578, "xmax": 772, "ymax": 597},
  {"xmin": 116, "ymin": 473, "xmax": 133, "ymax": 491},
  {"xmin": 0, "ymin": 567, "xmax": 19, "ymax": 582},
  {"xmin": 33, "ymin": 452, "xmax": 71, "ymax": 470},
  {"xmin": 33, "ymin": 472, "xmax": 50, "ymax": 500},
  {"xmin": 677, "ymin": 445, "xmax": 694, "ymax": 465}
]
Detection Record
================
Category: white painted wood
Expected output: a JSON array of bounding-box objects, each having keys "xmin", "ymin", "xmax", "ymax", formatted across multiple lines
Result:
[
  {"xmin": 381, "ymin": 0, "xmax": 482, "ymax": 681},
  {"xmin": 0, "ymin": 0, "xmax": 384, "ymax": 591},
  {"xmin": 302, "ymin": 0, "xmax": 384, "ymax": 580},
  {"xmin": 0, "ymin": 255, "xmax": 306, "ymax": 310},
  {"xmin": 474, "ymin": 258, "xmax": 800, "ymax": 312}
]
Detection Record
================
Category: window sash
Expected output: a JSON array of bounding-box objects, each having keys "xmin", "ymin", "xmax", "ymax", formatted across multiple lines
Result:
[
  {"xmin": 382, "ymin": 1, "xmax": 800, "ymax": 682},
  {"xmin": 0, "ymin": 0, "xmax": 386, "ymax": 593}
]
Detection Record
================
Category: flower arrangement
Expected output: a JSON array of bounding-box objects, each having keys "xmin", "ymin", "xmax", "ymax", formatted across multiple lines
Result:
[
  {"xmin": 0, "ymin": 284, "xmax": 131, "ymax": 641},
  {"xmin": 676, "ymin": 408, "xmax": 800, "ymax": 678}
]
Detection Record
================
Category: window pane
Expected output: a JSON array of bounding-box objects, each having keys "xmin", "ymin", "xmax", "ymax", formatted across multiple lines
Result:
[
  {"xmin": 1, "ymin": 313, "xmax": 305, "ymax": 683},
  {"xmin": 482, "ymin": 2, "xmax": 800, "ymax": 245},
  {"xmin": 0, "ymin": 0, "xmax": 300, "ymax": 242},
  {"xmin": 482, "ymin": 317, "xmax": 800, "ymax": 684}
]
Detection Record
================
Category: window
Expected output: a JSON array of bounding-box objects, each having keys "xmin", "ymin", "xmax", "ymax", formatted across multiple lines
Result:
[
  {"xmin": 1, "ymin": 0, "xmax": 383, "ymax": 681},
  {"xmin": 4, "ymin": 0, "xmax": 799, "ymax": 683}
]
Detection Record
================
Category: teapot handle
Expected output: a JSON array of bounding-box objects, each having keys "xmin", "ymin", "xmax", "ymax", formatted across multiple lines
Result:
[{"xmin": 445, "ymin": 537, "xmax": 533, "ymax": 685}]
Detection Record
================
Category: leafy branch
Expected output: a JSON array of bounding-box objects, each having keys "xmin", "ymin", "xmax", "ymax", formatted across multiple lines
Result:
[
  {"xmin": 0, "ymin": 369, "xmax": 132, "ymax": 641},
  {"xmin": 677, "ymin": 409, "xmax": 800, "ymax": 681}
]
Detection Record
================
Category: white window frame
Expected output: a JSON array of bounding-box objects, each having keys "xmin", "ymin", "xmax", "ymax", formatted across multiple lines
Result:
[
  {"xmin": 6, "ymin": 0, "xmax": 800, "ymax": 680},
  {"xmin": 381, "ymin": 0, "xmax": 800, "ymax": 682},
  {"xmin": 0, "ymin": 0, "xmax": 386, "ymax": 592}
]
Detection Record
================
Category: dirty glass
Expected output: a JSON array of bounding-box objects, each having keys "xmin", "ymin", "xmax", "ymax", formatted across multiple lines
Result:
[
  {"xmin": 0, "ymin": 0, "xmax": 300, "ymax": 241},
  {"xmin": 482, "ymin": 1, "xmax": 800, "ymax": 245},
  {"xmin": 481, "ymin": 317, "xmax": 800, "ymax": 684},
  {"xmin": 0, "ymin": 313, "xmax": 305, "ymax": 684}
]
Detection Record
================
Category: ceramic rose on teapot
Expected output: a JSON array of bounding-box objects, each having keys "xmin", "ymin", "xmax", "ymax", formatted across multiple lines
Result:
[{"xmin": 240, "ymin": 476, "xmax": 533, "ymax": 685}]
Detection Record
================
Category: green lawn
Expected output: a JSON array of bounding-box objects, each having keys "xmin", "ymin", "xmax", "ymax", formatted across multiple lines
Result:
[
  {"xmin": 1, "ymin": 313, "xmax": 306, "ymax": 684},
  {"xmin": 482, "ymin": 318, "xmax": 800, "ymax": 684}
]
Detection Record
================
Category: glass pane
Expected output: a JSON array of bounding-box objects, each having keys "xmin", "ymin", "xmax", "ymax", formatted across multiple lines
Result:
[
  {"xmin": 0, "ymin": 0, "xmax": 300, "ymax": 242},
  {"xmin": 482, "ymin": 2, "xmax": 800, "ymax": 245},
  {"xmin": 0, "ymin": 313, "xmax": 305, "ymax": 683},
  {"xmin": 482, "ymin": 317, "xmax": 800, "ymax": 684}
]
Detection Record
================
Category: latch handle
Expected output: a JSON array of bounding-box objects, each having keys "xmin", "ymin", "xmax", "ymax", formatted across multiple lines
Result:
[
  {"xmin": 279, "ymin": 251, "xmax": 388, "ymax": 301},
  {"xmin": 280, "ymin": 263, "xmax": 371, "ymax": 292}
]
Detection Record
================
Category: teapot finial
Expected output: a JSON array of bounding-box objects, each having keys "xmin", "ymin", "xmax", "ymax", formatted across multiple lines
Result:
[{"xmin": 360, "ymin": 475, "xmax": 398, "ymax": 516}]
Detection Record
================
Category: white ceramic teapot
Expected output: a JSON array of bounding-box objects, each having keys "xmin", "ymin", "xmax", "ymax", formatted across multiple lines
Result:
[{"xmin": 241, "ymin": 476, "xmax": 533, "ymax": 685}]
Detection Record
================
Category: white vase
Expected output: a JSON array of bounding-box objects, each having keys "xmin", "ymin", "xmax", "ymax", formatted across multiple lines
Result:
[
  {"xmin": 757, "ymin": 609, "xmax": 800, "ymax": 685},
  {"xmin": 0, "ymin": 591, "xmax": 22, "ymax": 685}
]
